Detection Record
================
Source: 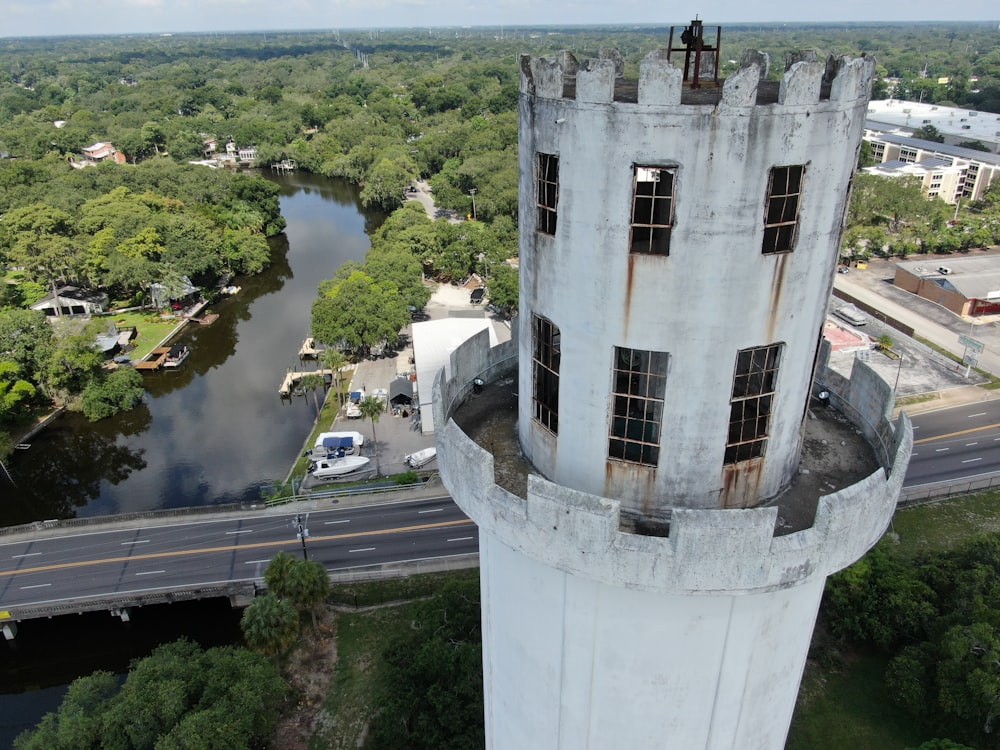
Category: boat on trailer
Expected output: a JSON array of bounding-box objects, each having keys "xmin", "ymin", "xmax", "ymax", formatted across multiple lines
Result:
[{"xmin": 307, "ymin": 455, "xmax": 371, "ymax": 480}]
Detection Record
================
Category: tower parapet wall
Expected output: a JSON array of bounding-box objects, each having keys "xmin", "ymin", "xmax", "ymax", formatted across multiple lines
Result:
[
  {"xmin": 520, "ymin": 48, "xmax": 874, "ymax": 108},
  {"xmin": 434, "ymin": 331, "xmax": 912, "ymax": 596}
]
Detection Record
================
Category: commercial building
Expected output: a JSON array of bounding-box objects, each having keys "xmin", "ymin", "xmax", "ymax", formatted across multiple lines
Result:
[
  {"xmin": 435, "ymin": 24, "xmax": 911, "ymax": 750},
  {"xmin": 862, "ymin": 129, "xmax": 1000, "ymax": 203}
]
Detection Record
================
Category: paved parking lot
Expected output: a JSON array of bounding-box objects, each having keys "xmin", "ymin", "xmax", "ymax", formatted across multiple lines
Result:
[{"xmin": 303, "ymin": 283, "xmax": 512, "ymax": 483}]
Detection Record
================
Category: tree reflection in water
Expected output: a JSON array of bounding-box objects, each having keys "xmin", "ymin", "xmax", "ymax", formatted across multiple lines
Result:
[{"xmin": 4, "ymin": 407, "xmax": 149, "ymax": 525}]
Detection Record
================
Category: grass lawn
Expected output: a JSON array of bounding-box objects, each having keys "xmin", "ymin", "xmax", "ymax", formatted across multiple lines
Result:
[
  {"xmin": 888, "ymin": 490, "xmax": 1000, "ymax": 560},
  {"xmin": 103, "ymin": 310, "xmax": 186, "ymax": 361},
  {"xmin": 787, "ymin": 652, "xmax": 928, "ymax": 750}
]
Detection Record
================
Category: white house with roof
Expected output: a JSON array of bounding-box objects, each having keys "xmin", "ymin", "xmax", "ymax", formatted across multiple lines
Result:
[
  {"xmin": 75, "ymin": 142, "xmax": 126, "ymax": 167},
  {"xmin": 30, "ymin": 286, "xmax": 108, "ymax": 317}
]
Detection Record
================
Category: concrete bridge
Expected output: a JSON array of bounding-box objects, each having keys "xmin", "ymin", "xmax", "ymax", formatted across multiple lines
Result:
[{"xmin": 0, "ymin": 488, "xmax": 477, "ymax": 640}]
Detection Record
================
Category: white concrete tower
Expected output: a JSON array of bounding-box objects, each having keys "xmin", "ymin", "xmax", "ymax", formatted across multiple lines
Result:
[{"xmin": 434, "ymin": 24, "xmax": 912, "ymax": 750}]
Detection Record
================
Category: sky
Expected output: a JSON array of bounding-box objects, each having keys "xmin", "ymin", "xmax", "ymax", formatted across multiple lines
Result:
[{"xmin": 1, "ymin": 0, "xmax": 997, "ymax": 38}]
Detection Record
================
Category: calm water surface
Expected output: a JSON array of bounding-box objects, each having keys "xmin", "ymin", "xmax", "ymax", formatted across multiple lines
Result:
[
  {"xmin": 0, "ymin": 173, "xmax": 381, "ymax": 741},
  {"xmin": 2, "ymin": 173, "xmax": 381, "ymax": 526}
]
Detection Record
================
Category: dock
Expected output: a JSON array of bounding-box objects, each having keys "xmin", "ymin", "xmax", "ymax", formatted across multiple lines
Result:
[
  {"xmin": 134, "ymin": 346, "xmax": 171, "ymax": 371},
  {"xmin": 279, "ymin": 368, "xmax": 336, "ymax": 396},
  {"xmin": 298, "ymin": 337, "xmax": 325, "ymax": 359}
]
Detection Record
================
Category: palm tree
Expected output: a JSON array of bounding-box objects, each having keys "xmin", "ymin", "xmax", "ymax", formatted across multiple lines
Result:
[
  {"xmin": 240, "ymin": 595, "xmax": 299, "ymax": 671},
  {"xmin": 263, "ymin": 551, "xmax": 297, "ymax": 598},
  {"xmin": 320, "ymin": 348, "xmax": 348, "ymax": 406},
  {"xmin": 298, "ymin": 373, "xmax": 326, "ymax": 418},
  {"xmin": 358, "ymin": 395, "xmax": 385, "ymax": 476},
  {"xmin": 288, "ymin": 559, "xmax": 331, "ymax": 633}
]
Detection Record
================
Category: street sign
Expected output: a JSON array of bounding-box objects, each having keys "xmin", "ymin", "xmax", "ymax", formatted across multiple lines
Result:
[
  {"xmin": 963, "ymin": 352, "xmax": 980, "ymax": 366},
  {"xmin": 959, "ymin": 334, "xmax": 984, "ymax": 353}
]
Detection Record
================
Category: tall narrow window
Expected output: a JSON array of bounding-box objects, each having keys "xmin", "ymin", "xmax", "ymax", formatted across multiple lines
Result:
[
  {"xmin": 630, "ymin": 166, "xmax": 675, "ymax": 255},
  {"xmin": 762, "ymin": 165, "xmax": 804, "ymax": 254},
  {"xmin": 537, "ymin": 153, "xmax": 559, "ymax": 235},
  {"xmin": 532, "ymin": 315, "xmax": 560, "ymax": 434},
  {"xmin": 608, "ymin": 347, "xmax": 668, "ymax": 466},
  {"xmin": 725, "ymin": 343, "xmax": 783, "ymax": 464}
]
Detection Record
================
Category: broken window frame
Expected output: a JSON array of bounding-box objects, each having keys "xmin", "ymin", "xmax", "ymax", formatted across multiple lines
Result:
[
  {"xmin": 725, "ymin": 343, "xmax": 783, "ymax": 465},
  {"xmin": 532, "ymin": 315, "xmax": 561, "ymax": 434},
  {"xmin": 608, "ymin": 347, "xmax": 668, "ymax": 466},
  {"xmin": 629, "ymin": 165, "xmax": 677, "ymax": 256},
  {"xmin": 536, "ymin": 152, "xmax": 559, "ymax": 236},
  {"xmin": 762, "ymin": 165, "xmax": 805, "ymax": 255}
]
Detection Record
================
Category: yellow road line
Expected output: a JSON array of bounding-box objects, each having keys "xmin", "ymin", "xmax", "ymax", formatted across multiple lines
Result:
[
  {"xmin": 914, "ymin": 421, "xmax": 1000, "ymax": 445},
  {"xmin": 0, "ymin": 518, "xmax": 474, "ymax": 578}
]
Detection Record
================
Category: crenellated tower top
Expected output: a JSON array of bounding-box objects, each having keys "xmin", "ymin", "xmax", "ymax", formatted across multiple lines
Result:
[{"xmin": 519, "ymin": 45, "xmax": 875, "ymax": 110}]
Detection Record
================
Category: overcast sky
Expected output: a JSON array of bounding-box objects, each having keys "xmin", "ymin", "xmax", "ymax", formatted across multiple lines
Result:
[{"xmin": 2, "ymin": 0, "xmax": 997, "ymax": 38}]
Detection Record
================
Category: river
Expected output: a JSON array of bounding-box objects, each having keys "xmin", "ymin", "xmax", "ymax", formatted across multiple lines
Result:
[
  {"xmin": 0, "ymin": 172, "xmax": 383, "ymax": 744},
  {"xmin": 2, "ymin": 172, "xmax": 382, "ymax": 526}
]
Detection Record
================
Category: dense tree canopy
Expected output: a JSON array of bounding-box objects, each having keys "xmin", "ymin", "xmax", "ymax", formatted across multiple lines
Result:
[
  {"xmin": 825, "ymin": 535, "xmax": 1000, "ymax": 749},
  {"xmin": 14, "ymin": 640, "xmax": 286, "ymax": 750}
]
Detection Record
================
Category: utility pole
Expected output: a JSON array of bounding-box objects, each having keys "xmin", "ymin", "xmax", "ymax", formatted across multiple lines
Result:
[
  {"xmin": 293, "ymin": 513, "xmax": 309, "ymax": 560},
  {"xmin": 469, "ymin": 188, "xmax": 477, "ymax": 220}
]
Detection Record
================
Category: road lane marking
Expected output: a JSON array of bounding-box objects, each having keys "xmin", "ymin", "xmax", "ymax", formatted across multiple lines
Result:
[
  {"xmin": 121, "ymin": 540, "xmax": 150, "ymax": 545},
  {"xmin": 135, "ymin": 570, "xmax": 166, "ymax": 576},
  {"xmin": 962, "ymin": 458, "xmax": 984, "ymax": 463},
  {"xmin": 969, "ymin": 412, "xmax": 988, "ymax": 418},
  {"xmin": 914, "ymin": 421, "xmax": 1000, "ymax": 444},
  {"xmin": 349, "ymin": 547, "xmax": 376, "ymax": 553},
  {"xmin": 935, "ymin": 448, "xmax": 949, "ymax": 452},
  {"xmin": 967, "ymin": 442, "xmax": 979, "ymax": 446},
  {"xmin": 418, "ymin": 508, "xmax": 443, "ymax": 514},
  {"xmin": 20, "ymin": 583, "xmax": 51, "ymax": 589},
  {"xmin": 245, "ymin": 559, "xmax": 272, "ymax": 565},
  {"xmin": 11, "ymin": 553, "xmax": 42, "ymax": 559},
  {"xmin": 324, "ymin": 520, "xmax": 350, "ymax": 525},
  {"xmin": 447, "ymin": 537, "xmax": 474, "ymax": 542},
  {"xmin": 225, "ymin": 530, "xmax": 253, "ymax": 535},
  {"xmin": 0, "ymin": 519, "xmax": 475, "ymax": 579}
]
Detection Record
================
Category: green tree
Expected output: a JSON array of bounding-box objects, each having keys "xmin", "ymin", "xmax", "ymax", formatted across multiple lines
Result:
[
  {"xmin": 320, "ymin": 347, "xmax": 348, "ymax": 405},
  {"xmin": 299, "ymin": 372, "xmax": 326, "ymax": 418},
  {"xmin": 240, "ymin": 594, "xmax": 300, "ymax": 670},
  {"xmin": 0, "ymin": 360, "xmax": 36, "ymax": 418},
  {"xmin": 912, "ymin": 124, "xmax": 946, "ymax": 143},
  {"xmin": 15, "ymin": 641, "xmax": 285, "ymax": 750},
  {"xmin": 14, "ymin": 670, "xmax": 118, "ymax": 750},
  {"xmin": 80, "ymin": 367, "xmax": 145, "ymax": 421},
  {"xmin": 0, "ymin": 202, "xmax": 78, "ymax": 292},
  {"xmin": 263, "ymin": 551, "xmax": 298, "ymax": 599},
  {"xmin": 369, "ymin": 578, "xmax": 484, "ymax": 750},
  {"xmin": 486, "ymin": 263, "xmax": 518, "ymax": 317},
  {"xmin": 287, "ymin": 559, "xmax": 331, "ymax": 633},
  {"xmin": 311, "ymin": 270, "xmax": 409, "ymax": 355},
  {"xmin": 358, "ymin": 394, "xmax": 384, "ymax": 476}
]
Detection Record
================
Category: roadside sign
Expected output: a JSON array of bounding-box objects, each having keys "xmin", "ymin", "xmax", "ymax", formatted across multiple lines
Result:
[
  {"xmin": 963, "ymin": 352, "xmax": 980, "ymax": 367},
  {"xmin": 959, "ymin": 334, "xmax": 984, "ymax": 353}
]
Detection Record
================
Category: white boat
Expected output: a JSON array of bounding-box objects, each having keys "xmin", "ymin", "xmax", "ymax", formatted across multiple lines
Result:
[
  {"xmin": 405, "ymin": 447, "xmax": 437, "ymax": 469},
  {"xmin": 308, "ymin": 455, "xmax": 371, "ymax": 479},
  {"xmin": 162, "ymin": 344, "xmax": 190, "ymax": 368}
]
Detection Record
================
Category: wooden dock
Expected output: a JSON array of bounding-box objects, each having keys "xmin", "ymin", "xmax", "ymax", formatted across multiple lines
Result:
[
  {"xmin": 298, "ymin": 337, "xmax": 324, "ymax": 359},
  {"xmin": 279, "ymin": 368, "xmax": 336, "ymax": 396},
  {"xmin": 134, "ymin": 346, "xmax": 171, "ymax": 371}
]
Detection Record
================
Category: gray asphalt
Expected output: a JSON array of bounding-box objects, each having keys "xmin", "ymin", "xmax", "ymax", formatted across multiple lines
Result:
[{"xmin": 0, "ymin": 497, "xmax": 476, "ymax": 610}]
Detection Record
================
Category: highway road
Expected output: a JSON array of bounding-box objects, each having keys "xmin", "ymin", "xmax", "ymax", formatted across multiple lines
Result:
[
  {"xmin": 906, "ymin": 400, "xmax": 1000, "ymax": 487},
  {"xmin": 0, "ymin": 497, "xmax": 476, "ymax": 611}
]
